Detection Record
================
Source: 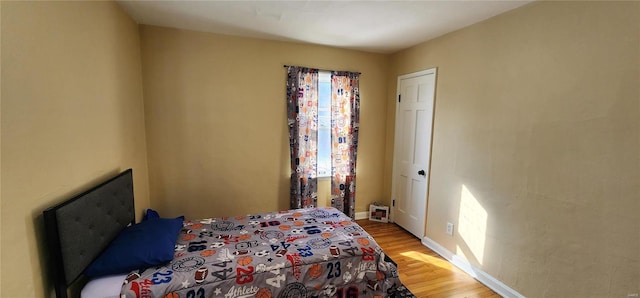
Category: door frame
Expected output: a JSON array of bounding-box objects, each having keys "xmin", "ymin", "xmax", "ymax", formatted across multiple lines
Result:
[{"xmin": 389, "ymin": 68, "xmax": 437, "ymax": 237}]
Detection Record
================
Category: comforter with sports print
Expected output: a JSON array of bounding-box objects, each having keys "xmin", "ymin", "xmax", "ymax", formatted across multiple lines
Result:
[{"xmin": 121, "ymin": 207, "xmax": 404, "ymax": 298}]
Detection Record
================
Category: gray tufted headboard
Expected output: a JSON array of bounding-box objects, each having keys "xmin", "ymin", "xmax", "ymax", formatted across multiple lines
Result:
[{"xmin": 43, "ymin": 169, "xmax": 135, "ymax": 298}]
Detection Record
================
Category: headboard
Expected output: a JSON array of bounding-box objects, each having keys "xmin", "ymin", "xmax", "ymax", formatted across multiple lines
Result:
[{"xmin": 43, "ymin": 169, "xmax": 135, "ymax": 298}]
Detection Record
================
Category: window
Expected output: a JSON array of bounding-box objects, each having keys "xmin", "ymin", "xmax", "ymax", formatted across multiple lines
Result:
[{"xmin": 317, "ymin": 71, "xmax": 331, "ymax": 177}]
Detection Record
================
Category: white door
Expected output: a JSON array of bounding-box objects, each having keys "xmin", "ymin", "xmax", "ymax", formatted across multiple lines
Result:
[{"xmin": 391, "ymin": 69, "xmax": 436, "ymax": 238}]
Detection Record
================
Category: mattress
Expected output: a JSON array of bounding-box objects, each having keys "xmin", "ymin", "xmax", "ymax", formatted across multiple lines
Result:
[{"xmin": 119, "ymin": 207, "xmax": 403, "ymax": 297}]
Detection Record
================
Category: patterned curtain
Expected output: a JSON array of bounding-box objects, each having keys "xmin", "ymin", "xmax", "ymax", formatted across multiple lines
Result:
[
  {"xmin": 330, "ymin": 71, "xmax": 360, "ymax": 218},
  {"xmin": 286, "ymin": 66, "xmax": 319, "ymax": 209}
]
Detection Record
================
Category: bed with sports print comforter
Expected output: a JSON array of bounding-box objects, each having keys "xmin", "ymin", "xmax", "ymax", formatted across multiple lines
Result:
[{"xmin": 121, "ymin": 207, "xmax": 405, "ymax": 298}]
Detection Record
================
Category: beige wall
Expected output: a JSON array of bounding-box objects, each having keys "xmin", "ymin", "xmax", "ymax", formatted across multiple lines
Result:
[
  {"xmin": 387, "ymin": 1, "xmax": 640, "ymax": 296},
  {"xmin": 0, "ymin": 1, "xmax": 150, "ymax": 297},
  {"xmin": 140, "ymin": 26, "xmax": 389, "ymax": 219}
]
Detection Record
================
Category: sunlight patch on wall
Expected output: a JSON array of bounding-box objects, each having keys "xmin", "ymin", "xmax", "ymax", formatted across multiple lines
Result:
[{"xmin": 457, "ymin": 184, "xmax": 488, "ymax": 265}]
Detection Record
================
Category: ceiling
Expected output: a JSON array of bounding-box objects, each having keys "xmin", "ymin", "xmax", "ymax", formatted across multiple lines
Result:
[{"xmin": 117, "ymin": 0, "xmax": 533, "ymax": 54}]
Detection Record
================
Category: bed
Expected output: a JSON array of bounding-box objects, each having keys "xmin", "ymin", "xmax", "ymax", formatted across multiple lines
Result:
[{"xmin": 44, "ymin": 169, "xmax": 414, "ymax": 298}]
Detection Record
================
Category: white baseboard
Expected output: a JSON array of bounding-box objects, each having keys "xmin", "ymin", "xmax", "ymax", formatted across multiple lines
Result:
[
  {"xmin": 421, "ymin": 237, "xmax": 524, "ymax": 298},
  {"xmin": 355, "ymin": 211, "xmax": 368, "ymax": 220}
]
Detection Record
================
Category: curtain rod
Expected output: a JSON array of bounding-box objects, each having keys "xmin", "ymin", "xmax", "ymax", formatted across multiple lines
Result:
[{"xmin": 283, "ymin": 65, "xmax": 361, "ymax": 75}]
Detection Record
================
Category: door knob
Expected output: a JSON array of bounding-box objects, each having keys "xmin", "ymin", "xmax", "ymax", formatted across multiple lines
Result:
[{"xmin": 418, "ymin": 170, "xmax": 426, "ymax": 176}]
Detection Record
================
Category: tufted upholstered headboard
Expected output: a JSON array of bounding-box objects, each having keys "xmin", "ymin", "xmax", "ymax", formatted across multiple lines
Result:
[{"xmin": 43, "ymin": 169, "xmax": 135, "ymax": 298}]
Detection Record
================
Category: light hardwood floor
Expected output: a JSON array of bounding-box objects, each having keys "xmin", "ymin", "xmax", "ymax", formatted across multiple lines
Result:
[{"xmin": 357, "ymin": 220, "xmax": 501, "ymax": 298}]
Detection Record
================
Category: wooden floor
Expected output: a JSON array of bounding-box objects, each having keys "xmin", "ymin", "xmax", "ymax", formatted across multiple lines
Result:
[{"xmin": 357, "ymin": 220, "xmax": 501, "ymax": 298}]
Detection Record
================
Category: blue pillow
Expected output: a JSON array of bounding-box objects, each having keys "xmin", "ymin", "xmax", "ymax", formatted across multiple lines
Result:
[
  {"xmin": 143, "ymin": 208, "xmax": 160, "ymax": 221},
  {"xmin": 84, "ymin": 216, "xmax": 184, "ymax": 277}
]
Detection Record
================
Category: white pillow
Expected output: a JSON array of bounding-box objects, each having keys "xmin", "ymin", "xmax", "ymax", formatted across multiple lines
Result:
[{"xmin": 81, "ymin": 274, "xmax": 127, "ymax": 298}]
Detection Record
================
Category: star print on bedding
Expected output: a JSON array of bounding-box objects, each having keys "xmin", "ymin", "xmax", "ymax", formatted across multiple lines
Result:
[{"xmin": 120, "ymin": 207, "xmax": 405, "ymax": 298}]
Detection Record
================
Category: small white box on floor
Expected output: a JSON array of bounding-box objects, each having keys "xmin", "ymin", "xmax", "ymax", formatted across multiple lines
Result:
[{"xmin": 369, "ymin": 204, "xmax": 389, "ymax": 223}]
